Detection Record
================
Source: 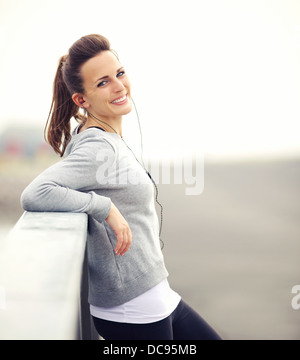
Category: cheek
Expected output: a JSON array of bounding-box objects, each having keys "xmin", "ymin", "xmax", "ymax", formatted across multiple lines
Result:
[
  {"xmin": 124, "ymin": 77, "xmax": 131, "ymax": 91},
  {"xmin": 92, "ymin": 89, "xmax": 109, "ymax": 104}
]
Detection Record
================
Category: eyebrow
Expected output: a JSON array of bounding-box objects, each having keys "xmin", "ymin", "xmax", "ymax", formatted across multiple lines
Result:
[{"xmin": 95, "ymin": 67, "xmax": 124, "ymax": 83}]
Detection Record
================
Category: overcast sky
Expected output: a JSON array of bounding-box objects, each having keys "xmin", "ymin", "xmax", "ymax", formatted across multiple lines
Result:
[{"xmin": 1, "ymin": 0, "xmax": 300, "ymax": 160}]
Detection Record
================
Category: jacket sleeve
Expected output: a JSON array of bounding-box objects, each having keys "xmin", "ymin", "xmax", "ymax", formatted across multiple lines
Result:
[{"xmin": 20, "ymin": 136, "xmax": 114, "ymax": 223}]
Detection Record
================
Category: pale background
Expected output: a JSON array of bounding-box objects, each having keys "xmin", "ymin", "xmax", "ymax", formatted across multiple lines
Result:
[
  {"xmin": 0, "ymin": 0, "xmax": 300, "ymax": 159},
  {"xmin": 0, "ymin": 0, "xmax": 299, "ymax": 339}
]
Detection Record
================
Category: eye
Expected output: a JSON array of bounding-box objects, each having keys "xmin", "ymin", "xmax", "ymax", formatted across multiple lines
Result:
[
  {"xmin": 97, "ymin": 81, "xmax": 108, "ymax": 88},
  {"xmin": 117, "ymin": 71, "xmax": 125, "ymax": 78}
]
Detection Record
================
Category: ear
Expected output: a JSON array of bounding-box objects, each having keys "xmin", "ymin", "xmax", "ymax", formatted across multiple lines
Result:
[{"xmin": 72, "ymin": 93, "xmax": 89, "ymax": 108}]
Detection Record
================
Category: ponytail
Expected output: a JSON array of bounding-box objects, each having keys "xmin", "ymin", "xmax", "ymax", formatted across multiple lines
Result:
[
  {"xmin": 44, "ymin": 55, "xmax": 83, "ymax": 157},
  {"xmin": 44, "ymin": 34, "xmax": 111, "ymax": 157}
]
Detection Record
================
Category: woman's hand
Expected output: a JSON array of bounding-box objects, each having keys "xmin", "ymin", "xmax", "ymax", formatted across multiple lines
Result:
[{"xmin": 105, "ymin": 202, "xmax": 132, "ymax": 256}]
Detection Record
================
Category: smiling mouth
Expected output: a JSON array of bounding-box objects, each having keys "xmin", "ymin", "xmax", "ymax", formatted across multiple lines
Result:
[{"xmin": 111, "ymin": 94, "xmax": 127, "ymax": 104}]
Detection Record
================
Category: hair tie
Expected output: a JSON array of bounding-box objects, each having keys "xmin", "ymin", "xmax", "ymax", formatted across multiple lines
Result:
[{"xmin": 59, "ymin": 54, "xmax": 68, "ymax": 70}]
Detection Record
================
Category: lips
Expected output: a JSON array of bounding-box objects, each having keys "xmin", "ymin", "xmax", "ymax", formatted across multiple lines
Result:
[{"xmin": 111, "ymin": 94, "xmax": 128, "ymax": 104}]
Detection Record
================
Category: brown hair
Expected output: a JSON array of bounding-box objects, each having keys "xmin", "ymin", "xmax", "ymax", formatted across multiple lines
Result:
[{"xmin": 45, "ymin": 34, "xmax": 111, "ymax": 156}]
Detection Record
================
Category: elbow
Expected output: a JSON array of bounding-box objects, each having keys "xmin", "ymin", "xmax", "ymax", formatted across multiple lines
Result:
[
  {"xmin": 20, "ymin": 180, "xmax": 66, "ymax": 213},
  {"xmin": 20, "ymin": 181, "xmax": 53, "ymax": 212},
  {"xmin": 20, "ymin": 186, "xmax": 39, "ymax": 211}
]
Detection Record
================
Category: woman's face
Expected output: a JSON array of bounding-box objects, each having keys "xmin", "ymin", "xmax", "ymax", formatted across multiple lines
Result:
[{"xmin": 80, "ymin": 50, "xmax": 132, "ymax": 122}]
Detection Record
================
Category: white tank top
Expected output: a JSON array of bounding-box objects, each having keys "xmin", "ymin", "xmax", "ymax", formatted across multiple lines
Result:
[{"xmin": 90, "ymin": 279, "xmax": 181, "ymax": 324}]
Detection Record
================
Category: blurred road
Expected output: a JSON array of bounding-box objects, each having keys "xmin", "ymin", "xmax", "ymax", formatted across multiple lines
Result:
[{"xmin": 161, "ymin": 158, "xmax": 300, "ymax": 340}]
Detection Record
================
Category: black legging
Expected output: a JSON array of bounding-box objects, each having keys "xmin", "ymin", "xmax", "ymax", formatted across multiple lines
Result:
[{"xmin": 92, "ymin": 299, "xmax": 222, "ymax": 340}]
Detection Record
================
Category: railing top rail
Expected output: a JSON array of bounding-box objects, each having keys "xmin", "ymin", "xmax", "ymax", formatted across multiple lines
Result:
[{"xmin": 0, "ymin": 211, "xmax": 88, "ymax": 340}]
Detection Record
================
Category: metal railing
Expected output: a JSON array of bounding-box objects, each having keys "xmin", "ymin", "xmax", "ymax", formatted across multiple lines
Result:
[{"xmin": 0, "ymin": 211, "xmax": 99, "ymax": 340}]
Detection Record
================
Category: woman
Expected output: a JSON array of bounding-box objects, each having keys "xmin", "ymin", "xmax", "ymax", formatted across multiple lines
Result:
[{"xmin": 21, "ymin": 34, "xmax": 221, "ymax": 340}]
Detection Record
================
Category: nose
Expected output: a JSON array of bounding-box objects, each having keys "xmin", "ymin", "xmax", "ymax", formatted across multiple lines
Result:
[{"xmin": 113, "ymin": 78, "xmax": 125, "ymax": 92}]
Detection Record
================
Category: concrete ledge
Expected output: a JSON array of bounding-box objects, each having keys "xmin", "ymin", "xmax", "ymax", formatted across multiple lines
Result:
[{"xmin": 0, "ymin": 211, "xmax": 95, "ymax": 340}]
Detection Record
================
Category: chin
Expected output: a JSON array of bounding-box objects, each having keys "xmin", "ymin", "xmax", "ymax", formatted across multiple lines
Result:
[
  {"xmin": 120, "ymin": 99, "xmax": 133, "ymax": 115},
  {"xmin": 123, "ymin": 104, "xmax": 133, "ymax": 115}
]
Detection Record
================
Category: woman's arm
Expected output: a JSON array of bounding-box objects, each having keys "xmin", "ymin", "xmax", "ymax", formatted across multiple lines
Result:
[
  {"xmin": 21, "ymin": 138, "xmax": 111, "ymax": 222},
  {"xmin": 106, "ymin": 202, "xmax": 132, "ymax": 256},
  {"xmin": 20, "ymin": 135, "xmax": 132, "ymax": 255}
]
